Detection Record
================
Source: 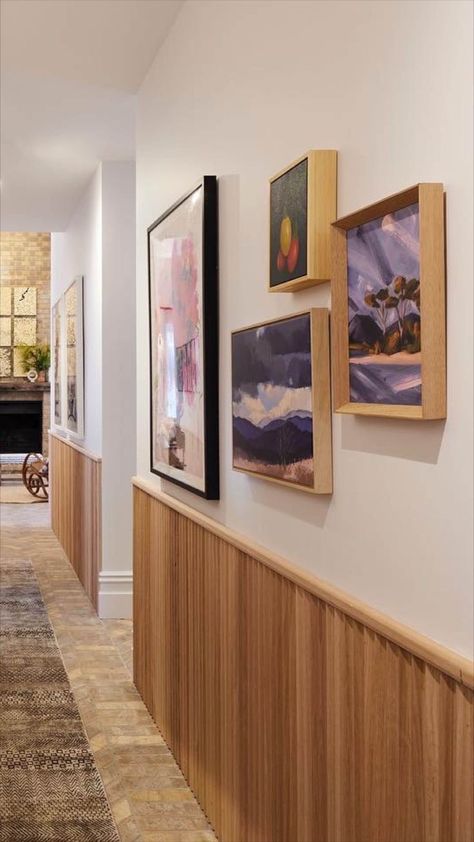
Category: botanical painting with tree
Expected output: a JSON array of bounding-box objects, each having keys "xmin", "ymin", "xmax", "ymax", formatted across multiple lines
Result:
[{"xmin": 347, "ymin": 202, "xmax": 421, "ymax": 405}]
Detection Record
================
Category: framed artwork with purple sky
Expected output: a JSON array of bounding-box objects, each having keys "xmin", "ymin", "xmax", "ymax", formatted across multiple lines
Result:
[
  {"xmin": 148, "ymin": 177, "xmax": 219, "ymax": 499},
  {"xmin": 231, "ymin": 309, "xmax": 332, "ymax": 494},
  {"xmin": 331, "ymin": 184, "xmax": 446, "ymax": 420}
]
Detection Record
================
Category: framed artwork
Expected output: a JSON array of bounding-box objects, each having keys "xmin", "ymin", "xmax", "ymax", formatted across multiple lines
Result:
[
  {"xmin": 148, "ymin": 176, "xmax": 219, "ymax": 499},
  {"xmin": 52, "ymin": 297, "xmax": 65, "ymax": 427},
  {"xmin": 269, "ymin": 150, "xmax": 337, "ymax": 293},
  {"xmin": 0, "ymin": 286, "xmax": 38, "ymax": 378},
  {"xmin": 231, "ymin": 309, "xmax": 332, "ymax": 494},
  {"xmin": 64, "ymin": 276, "xmax": 85, "ymax": 437},
  {"xmin": 331, "ymin": 184, "xmax": 446, "ymax": 419},
  {"xmin": 0, "ymin": 286, "xmax": 12, "ymax": 316},
  {"xmin": 13, "ymin": 286, "xmax": 36, "ymax": 316}
]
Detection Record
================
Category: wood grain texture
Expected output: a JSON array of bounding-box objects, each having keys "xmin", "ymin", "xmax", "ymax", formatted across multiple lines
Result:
[
  {"xmin": 330, "ymin": 224, "xmax": 350, "ymax": 410},
  {"xmin": 49, "ymin": 431, "xmax": 101, "ymax": 608},
  {"xmin": 133, "ymin": 483, "xmax": 473, "ymax": 842},
  {"xmin": 133, "ymin": 477, "xmax": 473, "ymax": 689},
  {"xmin": 418, "ymin": 183, "xmax": 447, "ymax": 418}
]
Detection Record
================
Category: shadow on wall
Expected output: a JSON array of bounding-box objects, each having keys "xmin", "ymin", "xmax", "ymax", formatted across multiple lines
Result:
[
  {"xmin": 341, "ymin": 415, "xmax": 446, "ymax": 464},
  {"xmin": 247, "ymin": 476, "xmax": 331, "ymax": 529}
]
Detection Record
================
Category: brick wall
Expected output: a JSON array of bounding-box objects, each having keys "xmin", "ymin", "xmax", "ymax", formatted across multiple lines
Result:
[
  {"xmin": 0, "ymin": 233, "xmax": 51, "ymax": 455},
  {"xmin": 0, "ymin": 232, "xmax": 51, "ymax": 349}
]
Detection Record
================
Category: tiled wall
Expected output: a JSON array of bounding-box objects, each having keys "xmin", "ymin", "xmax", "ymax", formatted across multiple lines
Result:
[{"xmin": 0, "ymin": 232, "xmax": 51, "ymax": 378}]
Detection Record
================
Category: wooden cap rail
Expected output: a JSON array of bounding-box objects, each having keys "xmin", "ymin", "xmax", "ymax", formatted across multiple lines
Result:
[
  {"xmin": 132, "ymin": 475, "xmax": 473, "ymax": 689},
  {"xmin": 49, "ymin": 429, "xmax": 102, "ymax": 463}
]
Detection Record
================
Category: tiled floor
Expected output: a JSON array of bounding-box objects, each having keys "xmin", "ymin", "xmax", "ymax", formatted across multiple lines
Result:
[{"xmin": 0, "ymin": 500, "xmax": 217, "ymax": 842}]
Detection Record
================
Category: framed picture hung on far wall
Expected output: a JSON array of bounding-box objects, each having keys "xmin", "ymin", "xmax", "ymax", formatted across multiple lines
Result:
[
  {"xmin": 231, "ymin": 309, "xmax": 332, "ymax": 494},
  {"xmin": 52, "ymin": 296, "xmax": 64, "ymax": 428},
  {"xmin": 331, "ymin": 183, "xmax": 446, "ymax": 419},
  {"xmin": 148, "ymin": 176, "xmax": 219, "ymax": 499},
  {"xmin": 64, "ymin": 276, "xmax": 85, "ymax": 437},
  {"xmin": 269, "ymin": 150, "xmax": 337, "ymax": 293}
]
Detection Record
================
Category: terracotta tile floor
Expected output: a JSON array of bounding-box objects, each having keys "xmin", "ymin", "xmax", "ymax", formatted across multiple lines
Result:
[{"xmin": 0, "ymin": 500, "xmax": 217, "ymax": 842}]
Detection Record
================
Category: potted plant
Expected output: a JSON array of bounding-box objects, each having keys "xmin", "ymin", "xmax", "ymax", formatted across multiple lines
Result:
[{"xmin": 18, "ymin": 343, "xmax": 51, "ymax": 382}]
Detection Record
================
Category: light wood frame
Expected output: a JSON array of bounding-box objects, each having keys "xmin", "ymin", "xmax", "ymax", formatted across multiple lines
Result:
[
  {"xmin": 231, "ymin": 308, "xmax": 332, "ymax": 494},
  {"xmin": 331, "ymin": 183, "xmax": 446, "ymax": 419},
  {"xmin": 269, "ymin": 150, "xmax": 337, "ymax": 292}
]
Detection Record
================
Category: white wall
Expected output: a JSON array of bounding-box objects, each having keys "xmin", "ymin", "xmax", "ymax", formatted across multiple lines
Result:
[
  {"xmin": 99, "ymin": 161, "xmax": 136, "ymax": 615},
  {"xmin": 136, "ymin": 0, "xmax": 474, "ymax": 658},
  {"xmin": 52, "ymin": 161, "xmax": 136, "ymax": 617},
  {"xmin": 51, "ymin": 166, "xmax": 102, "ymax": 455}
]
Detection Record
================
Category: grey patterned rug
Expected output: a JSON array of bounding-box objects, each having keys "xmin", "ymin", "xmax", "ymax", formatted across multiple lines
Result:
[{"xmin": 0, "ymin": 559, "xmax": 120, "ymax": 842}]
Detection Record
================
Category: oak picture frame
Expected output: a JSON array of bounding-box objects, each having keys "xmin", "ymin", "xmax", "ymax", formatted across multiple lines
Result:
[
  {"xmin": 269, "ymin": 150, "xmax": 337, "ymax": 293},
  {"xmin": 231, "ymin": 308, "xmax": 332, "ymax": 494},
  {"xmin": 331, "ymin": 183, "xmax": 446, "ymax": 420}
]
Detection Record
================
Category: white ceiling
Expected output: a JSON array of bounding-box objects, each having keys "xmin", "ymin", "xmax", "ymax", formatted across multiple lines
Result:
[{"xmin": 0, "ymin": 0, "xmax": 184, "ymax": 231}]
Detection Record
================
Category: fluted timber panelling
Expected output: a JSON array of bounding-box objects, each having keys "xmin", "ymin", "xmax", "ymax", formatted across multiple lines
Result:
[
  {"xmin": 133, "ymin": 481, "xmax": 473, "ymax": 842},
  {"xmin": 50, "ymin": 432, "xmax": 101, "ymax": 608}
]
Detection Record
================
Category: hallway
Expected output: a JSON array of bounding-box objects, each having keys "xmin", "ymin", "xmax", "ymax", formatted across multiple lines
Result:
[
  {"xmin": 0, "ymin": 1, "xmax": 473, "ymax": 839},
  {"xmin": 0, "ymin": 500, "xmax": 216, "ymax": 842}
]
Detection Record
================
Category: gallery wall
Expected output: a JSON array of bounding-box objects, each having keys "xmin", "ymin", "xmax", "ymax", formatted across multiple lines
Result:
[{"xmin": 135, "ymin": 0, "xmax": 473, "ymax": 658}]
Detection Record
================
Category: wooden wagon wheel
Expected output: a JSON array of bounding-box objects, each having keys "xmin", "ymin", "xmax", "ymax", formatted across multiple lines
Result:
[{"xmin": 22, "ymin": 452, "xmax": 49, "ymax": 500}]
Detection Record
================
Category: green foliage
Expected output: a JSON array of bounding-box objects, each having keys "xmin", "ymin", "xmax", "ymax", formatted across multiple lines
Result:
[{"xmin": 18, "ymin": 343, "xmax": 51, "ymax": 373}]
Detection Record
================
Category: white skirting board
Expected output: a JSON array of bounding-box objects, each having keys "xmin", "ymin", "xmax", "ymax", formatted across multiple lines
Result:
[{"xmin": 98, "ymin": 570, "xmax": 133, "ymax": 619}]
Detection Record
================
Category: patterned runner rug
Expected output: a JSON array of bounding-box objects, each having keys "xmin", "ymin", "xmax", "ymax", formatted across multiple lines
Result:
[{"xmin": 0, "ymin": 559, "xmax": 120, "ymax": 842}]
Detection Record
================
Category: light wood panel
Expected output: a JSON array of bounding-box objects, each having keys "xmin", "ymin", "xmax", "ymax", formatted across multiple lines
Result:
[
  {"xmin": 133, "ymin": 477, "xmax": 473, "ymax": 688},
  {"xmin": 49, "ymin": 431, "xmax": 101, "ymax": 608},
  {"xmin": 133, "ymin": 482, "xmax": 473, "ymax": 842}
]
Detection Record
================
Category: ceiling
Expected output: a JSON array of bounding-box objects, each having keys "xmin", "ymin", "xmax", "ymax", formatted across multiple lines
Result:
[{"xmin": 0, "ymin": 0, "xmax": 184, "ymax": 231}]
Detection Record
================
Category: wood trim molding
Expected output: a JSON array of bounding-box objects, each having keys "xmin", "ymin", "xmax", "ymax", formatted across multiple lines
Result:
[
  {"xmin": 133, "ymin": 483, "xmax": 473, "ymax": 842},
  {"xmin": 132, "ymin": 476, "xmax": 473, "ymax": 688},
  {"xmin": 49, "ymin": 428, "xmax": 102, "ymax": 463},
  {"xmin": 50, "ymin": 433, "xmax": 102, "ymax": 608}
]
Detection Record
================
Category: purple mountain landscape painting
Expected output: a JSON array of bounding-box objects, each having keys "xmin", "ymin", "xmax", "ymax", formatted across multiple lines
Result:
[
  {"xmin": 232, "ymin": 313, "xmax": 314, "ymax": 487},
  {"xmin": 347, "ymin": 202, "xmax": 421, "ymax": 405}
]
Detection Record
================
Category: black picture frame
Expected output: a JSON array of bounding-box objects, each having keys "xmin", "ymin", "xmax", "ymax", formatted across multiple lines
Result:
[{"xmin": 147, "ymin": 176, "xmax": 219, "ymax": 499}]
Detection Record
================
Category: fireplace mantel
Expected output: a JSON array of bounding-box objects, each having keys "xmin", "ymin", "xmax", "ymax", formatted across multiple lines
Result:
[{"xmin": 0, "ymin": 379, "xmax": 50, "ymax": 393}]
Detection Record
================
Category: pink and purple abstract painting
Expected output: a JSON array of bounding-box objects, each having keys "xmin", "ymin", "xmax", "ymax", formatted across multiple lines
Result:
[
  {"xmin": 232, "ymin": 313, "xmax": 314, "ymax": 488},
  {"xmin": 148, "ymin": 177, "xmax": 219, "ymax": 499},
  {"xmin": 149, "ymin": 188, "xmax": 205, "ymax": 491},
  {"xmin": 347, "ymin": 202, "xmax": 421, "ymax": 405}
]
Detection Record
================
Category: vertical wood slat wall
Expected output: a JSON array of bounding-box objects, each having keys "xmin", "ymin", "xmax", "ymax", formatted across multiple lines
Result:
[
  {"xmin": 133, "ymin": 482, "xmax": 473, "ymax": 842},
  {"xmin": 49, "ymin": 432, "xmax": 101, "ymax": 608}
]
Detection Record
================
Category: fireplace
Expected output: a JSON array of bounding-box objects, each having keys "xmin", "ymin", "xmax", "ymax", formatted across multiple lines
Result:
[
  {"xmin": 0, "ymin": 380, "xmax": 50, "ymax": 458},
  {"xmin": 0, "ymin": 400, "xmax": 43, "ymax": 454}
]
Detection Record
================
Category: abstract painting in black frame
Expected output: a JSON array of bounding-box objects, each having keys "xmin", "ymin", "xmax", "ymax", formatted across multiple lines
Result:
[{"xmin": 148, "ymin": 176, "xmax": 219, "ymax": 499}]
